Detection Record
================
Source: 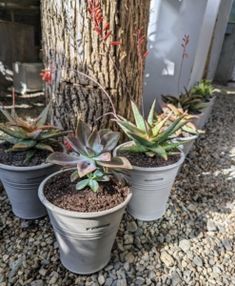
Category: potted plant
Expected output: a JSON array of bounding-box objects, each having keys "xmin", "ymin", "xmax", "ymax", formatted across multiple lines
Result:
[
  {"xmin": 159, "ymin": 104, "xmax": 203, "ymax": 155},
  {"xmin": 0, "ymin": 103, "xmax": 68, "ymax": 219},
  {"xmin": 191, "ymin": 80, "xmax": 216, "ymax": 128},
  {"xmin": 113, "ymin": 100, "xmax": 191, "ymax": 221},
  {"xmin": 38, "ymin": 119, "xmax": 132, "ymax": 274},
  {"xmin": 162, "ymin": 88, "xmax": 208, "ymax": 116}
]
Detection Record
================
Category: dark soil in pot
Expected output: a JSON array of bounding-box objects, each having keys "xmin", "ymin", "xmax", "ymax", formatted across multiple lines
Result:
[
  {"xmin": 44, "ymin": 170, "xmax": 129, "ymax": 212},
  {"xmin": 0, "ymin": 142, "xmax": 63, "ymax": 167},
  {"xmin": 117, "ymin": 150, "xmax": 180, "ymax": 168}
]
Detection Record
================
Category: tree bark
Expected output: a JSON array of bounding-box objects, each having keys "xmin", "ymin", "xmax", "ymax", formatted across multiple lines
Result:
[{"xmin": 41, "ymin": 0, "xmax": 150, "ymax": 130}]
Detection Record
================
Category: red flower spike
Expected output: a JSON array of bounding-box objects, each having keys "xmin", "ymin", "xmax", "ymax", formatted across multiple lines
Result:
[
  {"xmin": 111, "ymin": 41, "xmax": 121, "ymax": 46},
  {"xmin": 40, "ymin": 69, "xmax": 52, "ymax": 83},
  {"xmin": 143, "ymin": 51, "xmax": 149, "ymax": 58},
  {"xmin": 103, "ymin": 31, "xmax": 112, "ymax": 41},
  {"xmin": 104, "ymin": 23, "xmax": 110, "ymax": 30}
]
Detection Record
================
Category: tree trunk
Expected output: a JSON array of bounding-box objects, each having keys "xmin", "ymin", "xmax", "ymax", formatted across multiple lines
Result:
[{"xmin": 41, "ymin": 0, "xmax": 150, "ymax": 130}]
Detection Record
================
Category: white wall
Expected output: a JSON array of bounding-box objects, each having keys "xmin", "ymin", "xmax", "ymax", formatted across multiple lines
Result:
[
  {"xmin": 189, "ymin": 0, "xmax": 222, "ymax": 85},
  {"xmin": 206, "ymin": 0, "xmax": 233, "ymax": 80},
  {"xmin": 144, "ymin": 0, "xmax": 207, "ymax": 112}
]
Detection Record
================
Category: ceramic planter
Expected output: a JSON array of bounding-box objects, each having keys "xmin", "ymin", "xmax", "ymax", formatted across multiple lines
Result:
[
  {"xmin": 176, "ymin": 135, "xmax": 198, "ymax": 155},
  {"xmin": 0, "ymin": 162, "xmax": 59, "ymax": 219},
  {"xmin": 194, "ymin": 96, "xmax": 216, "ymax": 129},
  {"xmin": 114, "ymin": 142, "xmax": 185, "ymax": 221},
  {"xmin": 38, "ymin": 168, "xmax": 132, "ymax": 274}
]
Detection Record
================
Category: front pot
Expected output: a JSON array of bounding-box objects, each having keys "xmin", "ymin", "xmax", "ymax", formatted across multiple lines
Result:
[
  {"xmin": 38, "ymin": 169, "xmax": 132, "ymax": 274},
  {"xmin": 114, "ymin": 142, "xmax": 185, "ymax": 221},
  {"xmin": 0, "ymin": 162, "xmax": 59, "ymax": 219}
]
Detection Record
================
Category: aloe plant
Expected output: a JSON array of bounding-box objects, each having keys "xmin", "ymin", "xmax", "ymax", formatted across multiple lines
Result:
[
  {"xmin": 113, "ymin": 100, "xmax": 191, "ymax": 160},
  {"xmin": 0, "ymin": 103, "xmax": 68, "ymax": 162},
  {"xmin": 191, "ymin": 80, "xmax": 214, "ymax": 101},
  {"xmin": 159, "ymin": 104, "xmax": 202, "ymax": 137},
  {"xmin": 162, "ymin": 88, "xmax": 208, "ymax": 114},
  {"xmin": 47, "ymin": 119, "xmax": 132, "ymax": 192}
]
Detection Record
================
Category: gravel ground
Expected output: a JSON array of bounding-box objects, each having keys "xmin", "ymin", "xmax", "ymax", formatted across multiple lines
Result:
[{"xmin": 0, "ymin": 87, "xmax": 235, "ymax": 286}]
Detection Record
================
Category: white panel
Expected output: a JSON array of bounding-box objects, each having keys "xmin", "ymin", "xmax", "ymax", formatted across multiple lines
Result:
[
  {"xmin": 189, "ymin": 0, "xmax": 221, "ymax": 86},
  {"xmin": 206, "ymin": 0, "xmax": 233, "ymax": 80},
  {"xmin": 144, "ymin": 0, "xmax": 208, "ymax": 112}
]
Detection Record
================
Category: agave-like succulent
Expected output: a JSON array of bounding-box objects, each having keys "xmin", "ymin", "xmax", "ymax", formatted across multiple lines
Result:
[
  {"xmin": 159, "ymin": 104, "xmax": 203, "ymax": 137},
  {"xmin": 47, "ymin": 119, "xmax": 132, "ymax": 192},
  {"xmin": 191, "ymin": 80, "xmax": 214, "ymax": 101},
  {"xmin": 0, "ymin": 103, "xmax": 69, "ymax": 162},
  {"xmin": 113, "ymin": 100, "xmax": 191, "ymax": 160},
  {"xmin": 162, "ymin": 88, "xmax": 208, "ymax": 114}
]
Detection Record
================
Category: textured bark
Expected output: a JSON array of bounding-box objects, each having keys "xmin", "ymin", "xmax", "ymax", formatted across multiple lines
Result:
[{"xmin": 41, "ymin": 0, "xmax": 150, "ymax": 130}]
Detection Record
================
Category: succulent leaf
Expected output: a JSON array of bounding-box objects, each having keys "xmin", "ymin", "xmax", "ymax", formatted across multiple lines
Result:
[{"xmin": 131, "ymin": 101, "xmax": 147, "ymax": 132}]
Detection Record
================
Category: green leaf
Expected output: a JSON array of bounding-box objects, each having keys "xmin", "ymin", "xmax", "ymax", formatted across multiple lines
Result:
[
  {"xmin": 0, "ymin": 124, "xmax": 28, "ymax": 139},
  {"xmin": 11, "ymin": 139, "xmax": 37, "ymax": 151},
  {"xmin": 98, "ymin": 156, "xmax": 132, "ymax": 170},
  {"xmin": 0, "ymin": 107, "xmax": 16, "ymax": 123},
  {"xmin": 47, "ymin": 152, "xmax": 80, "ymax": 166},
  {"xmin": 65, "ymin": 135, "xmax": 88, "ymax": 155},
  {"xmin": 75, "ymin": 119, "xmax": 91, "ymax": 146},
  {"xmin": 154, "ymin": 117, "xmax": 185, "ymax": 144},
  {"xmin": 101, "ymin": 131, "xmax": 120, "ymax": 152},
  {"xmin": 147, "ymin": 99, "xmax": 156, "ymax": 125},
  {"xmin": 76, "ymin": 179, "xmax": 90, "ymax": 191},
  {"xmin": 120, "ymin": 144, "xmax": 147, "ymax": 153},
  {"xmin": 70, "ymin": 170, "xmax": 80, "ymax": 182},
  {"xmin": 35, "ymin": 103, "xmax": 51, "ymax": 127},
  {"xmin": 93, "ymin": 169, "xmax": 104, "ymax": 178},
  {"xmin": 116, "ymin": 120, "xmax": 145, "ymax": 137},
  {"xmin": 88, "ymin": 179, "xmax": 99, "ymax": 192},
  {"xmin": 131, "ymin": 101, "xmax": 147, "ymax": 132},
  {"xmin": 35, "ymin": 143, "xmax": 54, "ymax": 153},
  {"xmin": 150, "ymin": 145, "xmax": 168, "ymax": 160},
  {"xmin": 23, "ymin": 149, "xmax": 36, "ymax": 164}
]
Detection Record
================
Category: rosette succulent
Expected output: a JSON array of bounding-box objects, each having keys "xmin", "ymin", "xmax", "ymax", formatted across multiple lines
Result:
[
  {"xmin": 47, "ymin": 119, "xmax": 132, "ymax": 192},
  {"xmin": 162, "ymin": 88, "xmax": 208, "ymax": 114},
  {"xmin": 159, "ymin": 104, "xmax": 203, "ymax": 137},
  {"xmin": 0, "ymin": 103, "xmax": 68, "ymax": 162},
  {"xmin": 191, "ymin": 80, "xmax": 214, "ymax": 101},
  {"xmin": 113, "ymin": 100, "xmax": 191, "ymax": 160}
]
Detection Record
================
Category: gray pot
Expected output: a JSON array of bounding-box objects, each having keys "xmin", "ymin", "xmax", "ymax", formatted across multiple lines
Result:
[
  {"xmin": 193, "ymin": 96, "xmax": 216, "ymax": 129},
  {"xmin": 114, "ymin": 142, "xmax": 185, "ymax": 221},
  {"xmin": 0, "ymin": 162, "xmax": 59, "ymax": 219},
  {"xmin": 38, "ymin": 168, "xmax": 132, "ymax": 274},
  {"xmin": 176, "ymin": 135, "xmax": 198, "ymax": 155}
]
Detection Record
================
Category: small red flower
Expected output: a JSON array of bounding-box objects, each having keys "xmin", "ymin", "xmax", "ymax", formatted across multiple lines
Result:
[
  {"xmin": 40, "ymin": 69, "xmax": 52, "ymax": 83},
  {"xmin": 64, "ymin": 138, "xmax": 73, "ymax": 152},
  {"xmin": 111, "ymin": 41, "xmax": 121, "ymax": 46}
]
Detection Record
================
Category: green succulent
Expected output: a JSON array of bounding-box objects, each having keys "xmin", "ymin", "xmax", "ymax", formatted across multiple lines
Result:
[
  {"xmin": 113, "ymin": 100, "xmax": 191, "ymax": 160},
  {"xmin": 0, "ymin": 103, "xmax": 69, "ymax": 162},
  {"xmin": 47, "ymin": 119, "xmax": 132, "ymax": 192},
  {"xmin": 162, "ymin": 88, "xmax": 208, "ymax": 114},
  {"xmin": 159, "ymin": 104, "xmax": 203, "ymax": 137},
  {"xmin": 191, "ymin": 80, "xmax": 214, "ymax": 101}
]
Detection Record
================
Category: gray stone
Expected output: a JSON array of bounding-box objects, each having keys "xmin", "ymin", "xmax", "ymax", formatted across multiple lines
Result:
[
  {"xmin": 127, "ymin": 221, "xmax": 138, "ymax": 232},
  {"xmin": 116, "ymin": 279, "xmax": 127, "ymax": 286},
  {"xmin": 179, "ymin": 239, "xmax": 191, "ymax": 252},
  {"xmin": 98, "ymin": 274, "xmax": 106, "ymax": 285},
  {"xmin": 193, "ymin": 256, "xmax": 203, "ymax": 267},
  {"xmin": 124, "ymin": 234, "xmax": 134, "ymax": 245},
  {"xmin": 31, "ymin": 280, "xmax": 43, "ymax": 286},
  {"xmin": 160, "ymin": 251, "xmax": 174, "ymax": 267},
  {"xmin": 104, "ymin": 278, "xmax": 113, "ymax": 286},
  {"xmin": 125, "ymin": 253, "xmax": 135, "ymax": 263},
  {"xmin": 135, "ymin": 277, "xmax": 145, "ymax": 285},
  {"xmin": 207, "ymin": 220, "xmax": 217, "ymax": 232}
]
